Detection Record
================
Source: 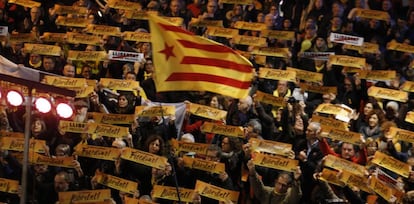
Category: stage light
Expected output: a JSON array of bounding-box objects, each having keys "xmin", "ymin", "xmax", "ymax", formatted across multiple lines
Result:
[
  {"xmin": 6, "ymin": 90, "xmax": 24, "ymax": 106},
  {"xmin": 35, "ymin": 97, "xmax": 52, "ymax": 113},
  {"xmin": 56, "ymin": 102, "xmax": 73, "ymax": 119}
]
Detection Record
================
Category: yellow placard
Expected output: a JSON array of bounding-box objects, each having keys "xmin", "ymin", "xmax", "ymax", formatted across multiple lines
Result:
[
  {"xmin": 328, "ymin": 55, "xmax": 366, "ymax": 69},
  {"xmin": 100, "ymin": 78, "xmax": 139, "ymax": 91},
  {"xmin": 318, "ymin": 168, "xmax": 345, "ymax": 187},
  {"xmin": 59, "ymin": 189, "xmax": 111, "ymax": 204},
  {"xmin": 55, "ymin": 16, "xmax": 89, "ymax": 27},
  {"xmin": 96, "ymin": 172, "xmax": 138, "ymax": 194},
  {"xmin": 401, "ymin": 81, "xmax": 414, "ymax": 92},
  {"xmin": 188, "ymin": 103, "xmax": 227, "ymax": 121},
  {"xmin": 121, "ymin": 147, "xmax": 167, "ymax": 169},
  {"xmin": 310, "ymin": 115, "xmax": 348, "ymax": 130},
  {"xmin": 340, "ymin": 170, "xmax": 373, "ymax": 193},
  {"xmin": 54, "ymin": 5, "xmax": 88, "ymax": 15},
  {"xmin": 258, "ymin": 68, "xmax": 296, "ymax": 82},
  {"xmin": 369, "ymin": 177, "xmax": 395, "ymax": 202},
  {"xmin": 406, "ymin": 111, "xmax": 414, "ymax": 124},
  {"xmin": 367, "ymin": 86, "xmax": 408, "ymax": 102},
  {"xmin": 252, "ymin": 153, "xmax": 298, "ymax": 172},
  {"xmin": 343, "ymin": 42, "xmax": 379, "ymax": 54},
  {"xmin": 40, "ymin": 32, "xmax": 67, "ymax": 43},
  {"xmin": 0, "ymin": 178, "xmax": 19, "ymax": 194},
  {"xmin": 43, "ymin": 75, "xmax": 86, "ymax": 88},
  {"xmin": 183, "ymin": 156, "xmax": 225, "ymax": 174},
  {"xmin": 254, "ymin": 91, "xmax": 285, "ymax": 107},
  {"xmin": 67, "ymin": 50, "xmax": 108, "ymax": 61},
  {"xmin": 123, "ymin": 31, "xmax": 151, "ymax": 42},
  {"xmin": 88, "ymin": 123, "xmax": 130, "ymax": 138},
  {"xmin": 219, "ymin": 0, "xmax": 253, "ymax": 5},
  {"xmin": 201, "ymin": 122, "xmax": 244, "ymax": 138},
  {"xmin": 175, "ymin": 141, "xmax": 210, "ymax": 155},
  {"xmin": 315, "ymin": 103, "xmax": 351, "ymax": 117},
  {"xmin": 232, "ymin": 35, "xmax": 267, "ymax": 46},
  {"xmin": 299, "ymin": 83, "xmax": 337, "ymax": 95},
  {"xmin": 371, "ymin": 151, "xmax": 410, "ymax": 178},
  {"xmin": 249, "ymin": 138, "xmax": 292, "ymax": 156},
  {"xmin": 233, "ymin": 21, "xmax": 267, "ymax": 31},
  {"xmin": 8, "ymin": 0, "xmax": 40, "ymax": 8},
  {"xmin": 286, "ymin": 67, "xmax": 323, "ymax": 83},
  {"xmin": 152, "ymin": 185, "xmax": 194, "ymax": 202},
  {"xmin": 387, "ymin": 40, "xmax": 414, "ymax": 54},
  {"xmin": 135, "ymin": 106, "xmax": 176, "ymax": 117},
  {"xmin": 123, "ymin": 10, "xmax": 152, "ymax": 20},
  {"xmin": 74, "ymin": 144, "xmax": 121, "ymax": 161},
  {"xmin": 0, "ymin": 137, "xmax": 46, "ymax": 153},
  {"xmin": 59, "ymin": 121, "xmax": 88, "ymax": 133},
  {"xmin": 9, "ymin": 32, "xmax": 37, "ymax": 43},
  {"xmin": 73, "ymin": 86, "xmax": 95, "ymax": 98},
  {"xmin": 107, "ymin": 0, "xmax": 142, "ymax": 10},
  {"xmin": 251, "ymin": 47, "xmax": 290, "ymax": 58},
  {"xmin": 91, "ymin": 113, "xmax": 136, "ymax": 124},
  {"xmin": 163, "ymin": 17, "xmax": 184, "ymax": 26},
  {"xmin": 0, "ymin": 131, "xmax": 24, "ymax": 138},
  {"xmin": 85, "ymin": 24, "xmax": 122, "ymax": 36},
  {"xmin": 205, "ymin": 27, "xmax": 238, "ymax": 38},
  {"xmin": 389, "ymin": 127, "xmax": 414, "ymax": 143},
  {"xmin": 66, "ymin": 32, "xmax": 101, "ymax": 45},
  {"xmin": 355, "ymin": 8, "xmax": 390, "ymax": 22},
  {"xmin": 320, "ymin": 126, "xmax": 361, "ymax": 145},
  {"xmin": 323, "ymin": 154, "xmax": 366, "ymax": 176},
  {"xmin": 30, "ymin": 153, "xmax": 74, "ymax": 168},
  {"xmin": 195, "ymin": 180, "xmax": 239, "ymax": 203},
  {"xmin": 358, "ymin": 70, "xmax": 396, "ymax": 81},
  {"xmin": 261, "ymin": 30, "xmax": 295, "ymax": 40},
  {"xmin": 190, "ymin": 18, "xmax": 223, "ymax": 27}
]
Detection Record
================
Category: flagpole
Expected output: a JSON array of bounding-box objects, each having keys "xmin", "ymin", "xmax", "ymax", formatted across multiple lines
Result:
[{"xmin": 20, "ymin": 87, "xmax": 32, "ymax": 204}]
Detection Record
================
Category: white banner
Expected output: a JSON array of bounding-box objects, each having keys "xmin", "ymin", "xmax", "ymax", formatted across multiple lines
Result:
[
  {"xmin": 108, "ymin": 50, "xmax": 143, "ymax": 62},
  {"xmin": 329, "ymin": 33, "xmax": 364, "ymax": 46}
]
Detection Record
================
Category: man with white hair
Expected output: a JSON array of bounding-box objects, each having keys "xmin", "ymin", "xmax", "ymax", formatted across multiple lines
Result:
[{"xmin": 226, "ymin": 95, "xmax": 257, "ymax": 127}]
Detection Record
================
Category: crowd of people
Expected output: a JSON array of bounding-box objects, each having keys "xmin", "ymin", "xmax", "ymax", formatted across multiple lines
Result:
[{"xmin": 1, "ymin": 0, "xmax": 414, "ymax": 203}]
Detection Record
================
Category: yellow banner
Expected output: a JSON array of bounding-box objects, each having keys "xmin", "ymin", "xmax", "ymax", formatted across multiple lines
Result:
[
  {"xmin": 0, "ymin": 137, "xmax": 46, "ymax": 153},
  {"xmin": 406, "ymin": 111, "xmax": 414, "ymax": 124},
  {"xmin": 54, "ymin": 5, "xmax": 88, "ymax": 15},
  {"xmin": 107, "ymin": 0, "xmax": 142, "ymax": 10},
  {"xmin": 252, "ymin": 153, "xmax": 298, "ymax": 172},
  {"xmin": 74, "ymin": 145, "xmax": 121, "ymax": 161},
  {"xmin": 356, "ymin": 8, "xmax": 390, "ymax": 21},
  {"xmin": 190, "ymin": 18, "xmax": 223, "ymax": 27},
  {"xmin": 261, "ymin": 30, "xmax": 295, "ymax": 40},
  {"xmin": 371, "ymin": 151, "xmax": 410, "ymax": 178},
  {"xmin": 43, "ymin": 75, "xmax": 86, "ymax": 88},
  {"xmin": 163, "ymin": 17, "xmax": 184, "ymax": 26},
  {"xmin": 91, "ymin": 113, "xmax": 136, "ymax": 124},
  {"xmin": 249, "ymin": 138, "xmax": 292, "ymax": 156},
  {"xmin": 310, "ymin": 115, "xmax": 348, "ymax": 130},
  {"xmin": 206, "ymin": 27, "xmax": 238, "ymax": 38},
  {"xmin": 40, "ymin": 32, "xmax": 67, "ymax": 43},
  {"xmin": 188, "ymin": 103, "xmax": 227, "ymax": 121},
  {"xmin": 299, "ymin": 83, "xmax": 337, "ymax": 95},
  {"xmin": 254, "ymin": 91, "xmax": 286, "ymax": 107},
  {"xmin": 369, "ymin": 177, "xmax": 395, "ymax": 202},
  {"xmin": 339, "ymin": 170, "xmax": 373, "ymax": 193},
  {"xmin": 100, "ymin": 78, "xmax": 139, "ymax": 91},
  {"xmin": 387, "ymin": 40, "xmax": 414, "ymax": 53},
  {"xmin": 55, "ymin": 16, "xmax": 89, "ymax": 27},
  {"xmin": 30, "ymin": 153, "xmax": 74, "ymax": 168},
  {"xmin": 152, "ymin": 185, "xmax": 194, "ymax": 202},
  {"xmin": 123, "ymin": 31, "xmax": 151, "ymax": 42},
  {"xmin": 320, "ymin": 126, "xmax": 361, "ymax": 145},
  {"xmin": 67, "ymin": 50, "xmax": 107, "ymax": 61},
  {"xmin": 73, "ymin": 86, "xmax": 95, "ymax": 98},
  {"xmin": 258, "ymin": 68, "xmax": 296, "ymax": 82},
  {"xmin": 59, "ymin": 121, "xmax": 88, "ymax": 133},
  {"xmin": 135, "ymin": 106, "xmax": 176, "ymax": 117},
  {"xmin": 124, "ymin": 10, "xmax": 153, "ymax": 20},
  {"xmin": 96, "ymin": 172, "xmax": 138, "ymax": 194},
  {"xmin": 286, "ymin": 67, "xmax": 323, "ymax": 83},
  {"xmin": 219, "ymin": 0, "xmax": 253, "ymax": 5},
  {"xmin": 195, "ymin": 180, "xmax": 239, "ymax": 203},
  {"xmin": 367, "ymin": 86, "xmax": 408, "ymax": 102},
  {"xmin": 328, "ymin": 55, "xmax": 366, "ymax": 68},
  {"xmin": 315, "ymin": 103, "xmax": 351, "ymax": 117},
  {"xmin": 0, "ymin": 178, "xmax": 19, "ymax": 194},
  {"xmin": 201, "ymin": 122, "xmax": 244, "ymax": 138},
  {"xmin": 85, "ymin": 24, "xmax": 122, "ymax": 36},
  {"xmin": 232, "ymin": 35, "xmax": 267, "ymax": 46},
  {"xmin": 59, "ymin": 189, "xmax": 111, "ymax": 204},
  {"xmin": 66, "ymin": 32, "xmax": 101, "ymax": 45},
  {"xmin": 388, "ymin": 127, "xmax": 414, "ymax": 143},
  {"xmin": 319, "ymin": 168, "xmax": 345, "ymax": 187},
  {"xmin": 9, "ymin": 32, "xmax": 37, "ymax": 43},
  {"xmin": 0, "ymin": 131, "xmax": 23, "ymax": 138},
  {"xmin": 233, "ymin": 21, "xmax": 267, "ymax": 31},
  {"xmin": 401, "ymin": 81, "xmax": 414, "ymax": 92},
  {"xmin": 89, "ymin": 123, "xmax": 129, "ymax": 138},
  {"xmin": 8, "ymin": 0, "xmax": 40, "ymax": 8},
  {"xmin": 174, "ymin": 140, "xmax": 209, "ymax": 155},
  {"xmin": 358, "ymin": 70, "xmax": 396, "ymax": 81},
  {"xmin": 121, "ymin": 147, "xmax": 167, "ymax": 169},
  {"xmin": 183, "ymin": 156, "xmax": 225, "ymax": 174},
  {"xmin": 343, "ymin": 42, "xmax": 379, "ymax": 54},
  {"xmin": 252, "ymin": 47, "xmax": 290, "ymax": 58},
  {"xmin": 323, "ymin": 155, "xmax": 366, "ymax": 176}
]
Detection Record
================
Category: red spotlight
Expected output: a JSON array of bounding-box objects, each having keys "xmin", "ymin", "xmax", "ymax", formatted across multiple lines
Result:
[
  {"xmin": 6, "ymin": 90, "xmax": 24, "ymax": 106},
  {"xmin": 56, "ymin": 102, "xmax": 73, "ymax": 119},
  {"xmin": 35, "ymin": 97, "xmax": 52, "ymax": 113}
]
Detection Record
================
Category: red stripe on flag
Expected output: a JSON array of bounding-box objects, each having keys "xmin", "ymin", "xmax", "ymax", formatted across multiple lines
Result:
[
  {"xmin": 178, "ymin": 40, "xmax": 235, "ymax": 53},
  {"xmin": 181, "ymin": 56, "xmax": 252, "ymax": 73},
  {"xmin": 166, "ymin": 73, "xmax": 251, "ymax": 89},
  {"xmin": 158, "ymin": 23, "xmax": 193, "ymax": 35}
]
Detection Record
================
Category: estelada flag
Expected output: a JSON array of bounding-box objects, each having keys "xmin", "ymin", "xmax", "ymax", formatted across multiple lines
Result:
[{"xmin": 148, "ymin": 14, "xmax": 254, "ymax": 99}]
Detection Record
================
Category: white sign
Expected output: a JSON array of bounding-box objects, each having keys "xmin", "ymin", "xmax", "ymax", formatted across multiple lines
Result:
[
  {"xmin": 0, "ymin": 26, "xmax": 8, "ymax": 36},
  {"xmin": 300, "ymin": 52, "xmax": 335, "ymax": 61},
  {"xmin": 329, "ymin": 33, "xmax": 364, "ymax": 46},
  {"xmin": 108, "ymin": 50, "xmax": 143, "ymax": 62}
]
